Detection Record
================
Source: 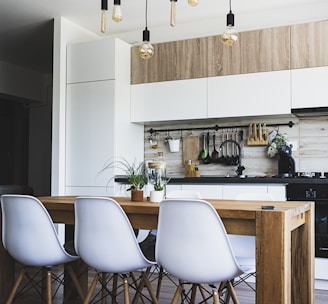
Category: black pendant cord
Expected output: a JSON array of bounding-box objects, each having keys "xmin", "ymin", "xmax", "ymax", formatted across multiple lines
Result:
[{"xmin": 145, "ymin": 0, "xmax": 148, "ymax": 29}]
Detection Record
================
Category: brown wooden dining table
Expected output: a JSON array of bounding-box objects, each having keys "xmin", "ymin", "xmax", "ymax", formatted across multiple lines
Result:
[{"xmin": 0, "ymin": 196, "xmax": 314, "ymax": 303}]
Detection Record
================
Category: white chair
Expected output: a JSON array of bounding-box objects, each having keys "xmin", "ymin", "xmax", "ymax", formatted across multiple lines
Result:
[
  {"xmin": 0, "ymin": 194, "xmax": 85, "ymax": 303},
  {"xmin": 156, "ymin": 199, "xmax": 253, "ymax": 304},
  {"xmin": 74, "ymin": 196, "xmax": 159, "ymax": 304}
]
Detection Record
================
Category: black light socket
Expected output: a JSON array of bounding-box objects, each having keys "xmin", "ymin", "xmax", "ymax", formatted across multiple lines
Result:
[
  {"xmin": 143, "ymin": 28, "xmax": 150, "ymax": 42},
  {"xmin": 114, "ymin": 0, "xmax": 121, "ymax": 5},
  {"xmin": 227, "ymin": 11, "xmax": 235, "ymax": 27},
  {"xmin": 102, "ymin": 0, "xmax": 108, "ymax": 10}
]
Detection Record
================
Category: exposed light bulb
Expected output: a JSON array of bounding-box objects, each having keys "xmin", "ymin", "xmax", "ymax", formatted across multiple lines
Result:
[
  {"xmin": 112, "ymin": 0, "xmax": 122, "ymax": 22},
  {"xmin": 188, "ymin": 0, "xmax": 198, "ymax": 7},
  {"xmin": 139, "ymin": 42, "xmax": 154, "ymax": 59},
  {"xmin": 101, "ymin": 0, "xmax": 108, "ymax": 33},
  {"xmin": 222, "ymin": 26, "xmax": 238, "ymax": 46},
  {"xmin": 221, "ymin": 9, "xmax": 238, "ymax": 46},
  {"xmin": 139, "ymin": 28, "xmax": 154, "ymax": 59},
  {"xmin": 170, "ymin": 0, "xmax": 177, "ymax": 27}
]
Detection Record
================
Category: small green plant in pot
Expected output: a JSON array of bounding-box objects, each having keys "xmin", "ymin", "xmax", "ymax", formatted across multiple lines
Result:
[
  {"xmin": 101, "ymin": 158, "xmax": 147, "ymax": 201},
  {"xmin": 150, "ymin": 177, "xmax": 170, "ymax": 203}
]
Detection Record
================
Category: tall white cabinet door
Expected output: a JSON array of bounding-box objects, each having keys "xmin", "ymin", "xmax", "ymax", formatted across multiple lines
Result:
[
  {"xmin": 208, "ymin": 70, "xmax": 291, "ymax": 118},
  {"xmin": 67, "ymin": 39, "xmax": 116, "ymax": 83},
  {"xmin": 291, "ymin": 66, "xmax": 328, "ymax": 109},
  {"xmin": 66, "ymin": 81, "xmax": 115, "ymax": 189},
  {"xmin": 131, "ymin": 78, "xmax": 208, "ymax": 123}
]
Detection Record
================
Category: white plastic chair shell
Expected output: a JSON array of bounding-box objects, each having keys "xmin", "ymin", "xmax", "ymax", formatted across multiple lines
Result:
[
  {"xmin": 1, "ymin": 194, "xmax": 79, "ymax": 267},
  {"xmin": 155, "ymin": 199, "xmax": 249, "ymax": 284},
  {"xmin": 74, "ymin": 196, "xmax": 157, "ymax": 273}
]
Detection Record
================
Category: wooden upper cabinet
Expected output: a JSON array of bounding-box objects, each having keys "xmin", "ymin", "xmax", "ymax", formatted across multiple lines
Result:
[
  {"xmin": 131, "ymin": 38, "xmax": 208, "ymax": 84},
  {"xmin": 207, "ymin": 26, "xmax": 290, "ymax": 77},
  {"xmin": 291, "ymin": 20, "xmax": 328, "ymax": 69},
  {"xmin": 238, "ymin": 26, "xmax": 290, "ymax": 73},
  {"xmin": 131, "ymin": 26, "xmax": 290, "ymax": 84}
]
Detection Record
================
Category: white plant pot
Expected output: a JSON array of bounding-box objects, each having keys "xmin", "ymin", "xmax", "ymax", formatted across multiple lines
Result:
[{"xmin": 150, "ymin": 190, "xmax": 164, "ymax": 203}]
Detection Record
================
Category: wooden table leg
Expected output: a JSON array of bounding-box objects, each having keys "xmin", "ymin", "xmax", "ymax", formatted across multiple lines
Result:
[
  {"xmin": 256, "ymin": 207, "xmax": 314, "ymax": 304},
  {"xmin": 256, "ymin": 210, "xmax": 290, "ymax": 303},
  {"xmin": 291, "ymin": 206, "xmax": 314, "ymax": 304}
]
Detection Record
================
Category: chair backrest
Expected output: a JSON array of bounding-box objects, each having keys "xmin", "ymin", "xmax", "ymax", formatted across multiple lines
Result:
[
  {"xmin": 1, "ymin": 194, "xmax": 75, "ymax": 266},
  {"xmin": 74, "ymin": 196, "xmax": 153, "ymax": 273},
  {"xmin": 166, "ymin": 190, "xmax": 201, "ymax": 199},
  {"xmin": 156, "ymin": 199, "xmax": 243, "ymax": 284}
]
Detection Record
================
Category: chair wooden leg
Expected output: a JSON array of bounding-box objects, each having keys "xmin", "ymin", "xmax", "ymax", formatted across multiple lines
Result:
[
  {"xmin": 156, "ymin": 266, "xmax": 164, "ymax": 299},
  {"xmin": 190, "ymin": 284, "xmax": 197, "ymax": 303},
  {"xmin": 112, "ymin": 273, "xmax": 118, "ymax": 304},
  {"xmin": 6, "ymin": 268, "xmax": 26, "ymax": 304},
  {"xmin": 123, "ymin": 276, "xmax": 130, "ymax": 304},
  {"xmin": 227, "ymin": 280, "xmax": 239, "ymax": 304},
  {"xmin": 46, "ymin": 268, "xmax": 52, "ymax": 304},
  {"xmin": 172, "ymin": 283, "xmax": 183, "ymax": 304},
  {"xmin": 66, "ymin": 264, "xmax": 86, "ymax": 301},
  {"xmin": 84, "ymin": 273, "xmax": 99, "ymax": 304},
  {"xmin": 141, "ymin": 271, "xmax": 159, "ymax": 304},
  {"xmin": 213, "ymin": 289, "xmax": 219, "ymax": 304}
]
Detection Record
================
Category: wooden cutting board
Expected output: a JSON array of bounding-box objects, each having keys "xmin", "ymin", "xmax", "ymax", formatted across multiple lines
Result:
[{"xmin": 182, "ymin": 136, "xmax": 200, "ymax": 164}]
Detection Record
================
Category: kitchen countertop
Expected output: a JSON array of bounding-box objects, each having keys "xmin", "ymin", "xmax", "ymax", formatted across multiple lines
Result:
[{"xmin": 115, "ymin": 175, "xmax": 328, "ymax": 185}]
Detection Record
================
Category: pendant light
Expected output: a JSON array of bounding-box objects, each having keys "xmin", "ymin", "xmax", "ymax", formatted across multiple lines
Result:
[
  {"xmin": 101, "ymin": 0, "xmax": 108, "ymax": 33},
  {"xmin": 112, "ymin": 0, "xmax": 123, "ymax": 22},
  {"xmin": 221, "ymin": 0, "xmax": 238, "ymax": 46},
  {"xmin": 188, "ymin": 0, "xmax": 198, "ymax": 7},
  {"xmin": 139, "ymin": 0, "xmax": 154, "ymax": 59},
  {"xmin": 170, "ymin": 0, "xmax": 177, "ymax": 27}
]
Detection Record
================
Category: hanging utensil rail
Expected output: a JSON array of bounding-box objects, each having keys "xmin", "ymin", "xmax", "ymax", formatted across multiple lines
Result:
[{"xmin": 147, "ymin": 121, "xmax": 294, "ymax": 134}]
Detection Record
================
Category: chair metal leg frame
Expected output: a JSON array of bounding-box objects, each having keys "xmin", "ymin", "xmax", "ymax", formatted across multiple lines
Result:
[{"xmin": 232, "ymin": 273, "xmax": 256, "ymax": 291}]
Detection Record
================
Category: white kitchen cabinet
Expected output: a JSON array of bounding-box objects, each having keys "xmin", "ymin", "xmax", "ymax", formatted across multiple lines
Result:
[
  {"xmin": 66, "ymin": 37, "xmax": 144, "ymax": 195},
  {"xmin": 221, "ymin": 184, "xmax": 286, "ymax": 201},
  {"xmin": 291, "ymin": 66, "xmax": 328, "ymax": 109},
  {"xmin": 181, "ymin": 184, "xmax": 222, "ymax": 199},
  {"xmin": 67, "ymin": 38, "xmax": 116, "ymax": 83},
  {"xmin": 208, "ymin": 70, "xmax": 291, "ymax": 118},
  {"xmin": 130, "ymin": 78, "xmax": 208, "ymax": 123}
]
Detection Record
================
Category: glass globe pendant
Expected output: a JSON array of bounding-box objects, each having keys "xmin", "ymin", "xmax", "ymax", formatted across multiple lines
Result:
[{"xmin": 139, "ymin": 28, "xmax": 154, "ymax": 59}]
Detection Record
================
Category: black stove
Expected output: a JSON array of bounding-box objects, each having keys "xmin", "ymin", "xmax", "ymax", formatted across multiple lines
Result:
[{"xmin": 287, "ymin": 180, "xmax": 328, "ymax": 258}]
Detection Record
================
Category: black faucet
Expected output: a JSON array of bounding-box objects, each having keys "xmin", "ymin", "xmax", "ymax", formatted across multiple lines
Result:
[{"xmin": 219, "ymin": 139, "xmax": 245, "ymax": 176}]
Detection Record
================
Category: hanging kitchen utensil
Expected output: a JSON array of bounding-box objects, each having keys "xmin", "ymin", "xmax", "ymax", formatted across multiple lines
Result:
[
  {"xmin": 218, "ymin": 131, "xmax": 225, "ymax": 164},
  {"xmin": 211, "ymin": 133, "xmax": 219, "ymax": 162},
  {"xmin": 198, "ymin": 133, "xmax": 208, "ymax": 160},
  {"xmin": 203, "ymin": 132, "xmax": 211, "ymax": 164}
]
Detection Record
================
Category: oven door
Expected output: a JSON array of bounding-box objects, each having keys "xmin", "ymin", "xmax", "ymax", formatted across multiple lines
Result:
[{"xmin": 316, "ymin": 200, "xmax": 328, "ymax": 258}]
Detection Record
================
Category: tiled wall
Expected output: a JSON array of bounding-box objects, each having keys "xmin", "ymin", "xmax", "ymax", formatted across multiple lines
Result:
[{"xmin": 144, "ymin": 116, "xmax": 328, "ymax": 177}]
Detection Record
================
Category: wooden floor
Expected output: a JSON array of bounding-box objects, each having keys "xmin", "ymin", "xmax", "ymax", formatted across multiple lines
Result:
[{"xmin": 10, "ymin": 265, "xmax": 328, "ymax": 303}]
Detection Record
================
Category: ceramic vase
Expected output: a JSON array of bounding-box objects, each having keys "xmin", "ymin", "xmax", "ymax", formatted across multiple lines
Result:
[{"xmin": 150, "ymin": 190, "xmax": 164, "ymax": 203}]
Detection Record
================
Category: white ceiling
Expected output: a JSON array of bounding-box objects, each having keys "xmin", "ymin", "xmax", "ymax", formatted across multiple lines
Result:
[{"xmin": 0, "ymin": 0, "xmax": 327, "ymax": 73}]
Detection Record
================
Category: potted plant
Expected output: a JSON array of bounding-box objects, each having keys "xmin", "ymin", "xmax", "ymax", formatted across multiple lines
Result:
[
  {"xmin": 149, "ymin": 177, "xmax": 170, "ymax": 203},
  {"xmin": 101, "ymin": 158, "xmax": 147, "ymax": 202}
]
